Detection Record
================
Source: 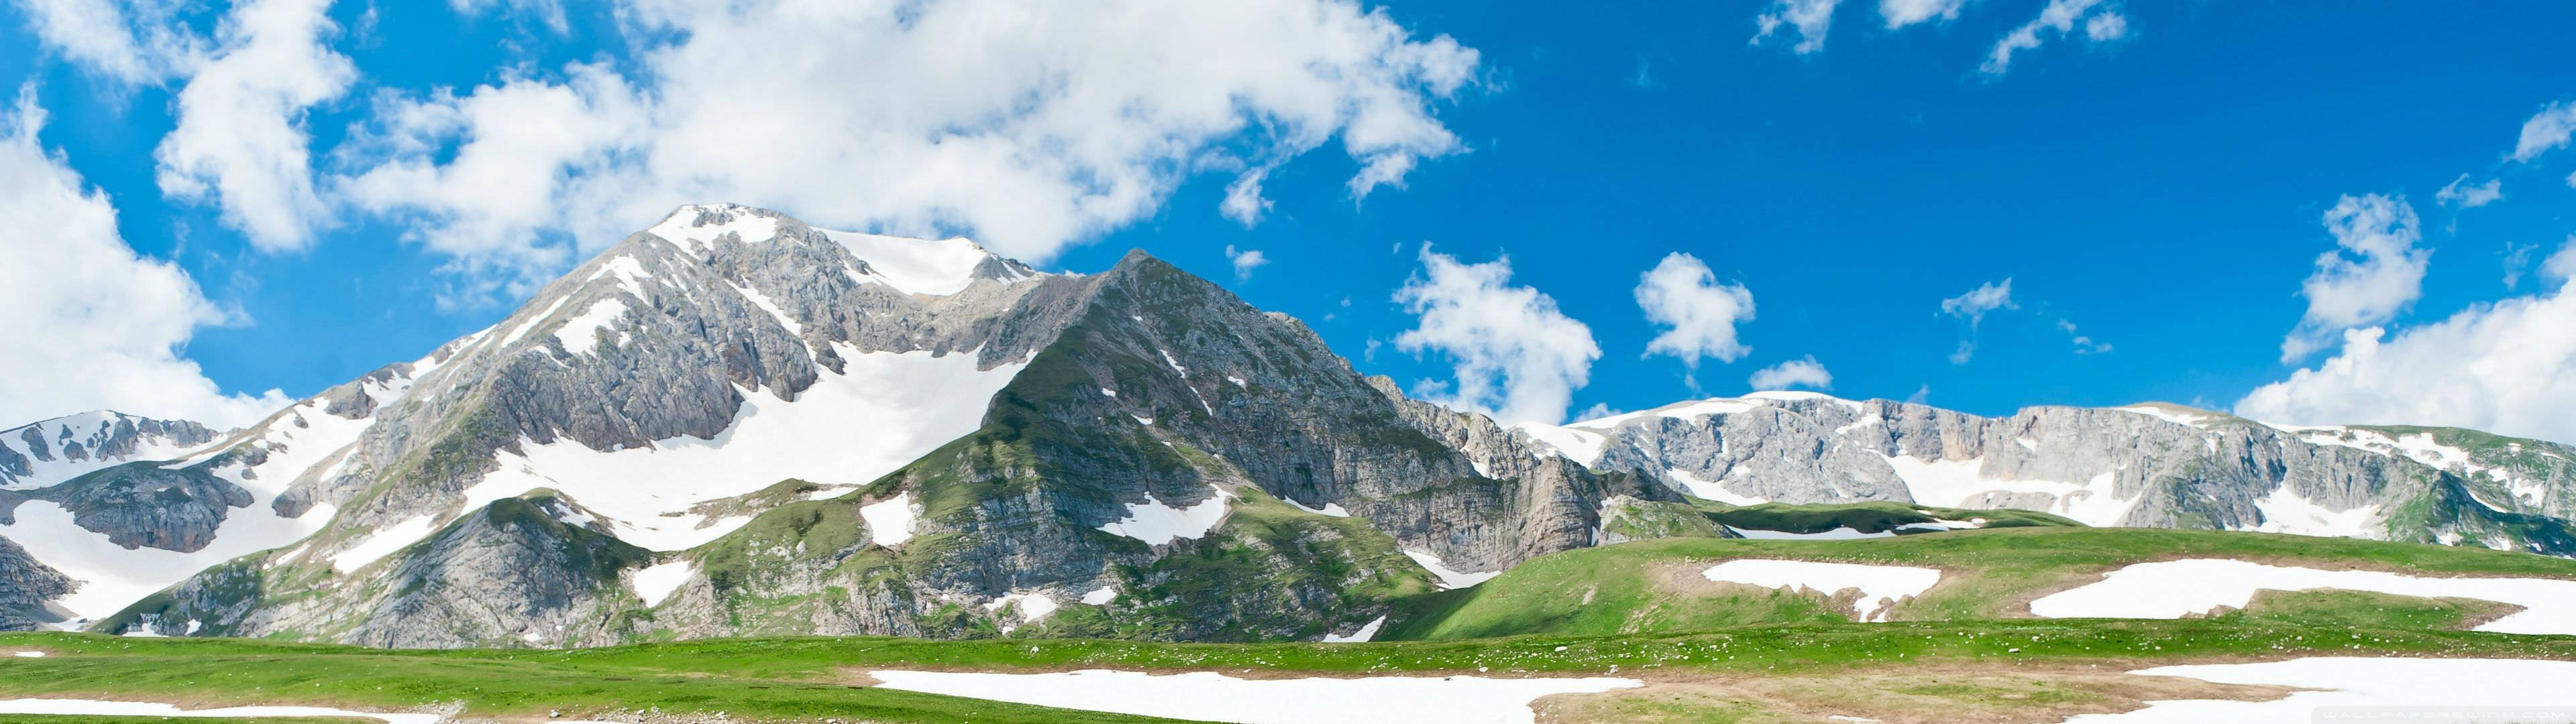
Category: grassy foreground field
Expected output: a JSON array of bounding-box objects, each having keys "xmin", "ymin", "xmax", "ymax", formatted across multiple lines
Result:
[{"xmin": 6, "ymin": 526, "xmax": 2576, "ymax": 723}]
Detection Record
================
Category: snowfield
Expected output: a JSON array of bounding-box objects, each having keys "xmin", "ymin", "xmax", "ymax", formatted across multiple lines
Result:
[
  {"xmin": 2029, "ymin": 559, "xmax": 2576, "ymax": 635},
  {"xmin": 2063, "ymin": 657, "xmax": 2576, "ymax": 722},
  {"xmin": 859, "ymin": 492, "xmax": 918, "ymax": 546},
  {"xmin": 1404, "ymin": 549, "xmax": 1501, "ymax": 590},
  {"xmin": 453, "ymin": 347, "xmax": 1024, "ymax": 552},
  {"xmin": 867, "ymin": 669, "xmax": 1642, "ymax": 724},
  {"xmin": 1701, "ymin": 559, "xmax": 1943, "ymax": 623},
  {"xmin": 1096, "ymin": 485, "xmax": 1232, "ymax": 546}
]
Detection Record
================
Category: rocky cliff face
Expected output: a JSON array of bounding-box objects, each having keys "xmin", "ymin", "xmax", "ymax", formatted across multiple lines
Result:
[
  {"xmin": 26, "ymin": 203, "xmax": 2576, "ymax": 646},
  {"xmin": 0, "ymin": 536, "xmax": 71, "ymax": 631},
  {"xmin": 1516, "ymin": 396, "xmax": 2576, "ymax": 554}
]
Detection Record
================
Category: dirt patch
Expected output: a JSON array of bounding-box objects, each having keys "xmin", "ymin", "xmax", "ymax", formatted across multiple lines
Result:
[{"xmin": 1534, "ymin": 659, "xmax": 2301, "ymax": 723}]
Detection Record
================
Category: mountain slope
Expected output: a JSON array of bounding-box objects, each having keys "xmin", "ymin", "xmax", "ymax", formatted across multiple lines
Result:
[{"xmin": 1515, "ymin": 393, "xmax": 2576, "ymax": 554}]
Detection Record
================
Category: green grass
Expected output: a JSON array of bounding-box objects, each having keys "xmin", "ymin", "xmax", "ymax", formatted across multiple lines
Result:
[
  {"xmin": 1383, "ymin": 526, "xmax": 2576, "ymax": 640},
  {"xmin": 1700, "ymin": 500, "xmax": 2080, "ymax": 535}
]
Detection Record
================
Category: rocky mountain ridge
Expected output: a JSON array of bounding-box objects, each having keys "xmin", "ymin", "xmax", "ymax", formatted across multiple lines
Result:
[{"xmin": 0, "ymin": 203, "xmax": 2568, "ymax": 646}]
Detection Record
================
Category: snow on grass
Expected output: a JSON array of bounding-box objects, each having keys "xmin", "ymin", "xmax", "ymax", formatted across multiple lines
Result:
[
  {"xmin": 867, "ymin": 669, "xmax": 1642, "ymax": 724},
  {"xmin": 1507, "ymin": 422, "xmax": 1609, "ymax": 467},
  {"xmin": 1725, "ymin": 526, "xmax": 1895, "ymax": 540},
  {"xmin": 2063, "ymin": 658, "xmax": 2576, "ymax": 723},
  {"xmin": 0, "ymin": 699, "xmax": 441, "ymax": 724},
  {"xmin": 822, "ymin": 230, "xmax": 1006, "ymax": 296},
  {"xmin": 1097, "ymin": 485, "xmax": 1232, "ymax": 546},
  {"xmin": 1080, "ymin": 585, "xmax": 1119, "ymax": 605},
  {"xmin": 1700, "ymin": 559, "xmax": 1942, "ymax": 623},
  {"xmin": 1281, "ymin": 497, "xmax": 1351, "ymax": 518},
  {"xmin": 630, "ymin": 560, "xmax": 694, "ymax": 607},
  {"xmin": 327, "ymin": 516, "xmax": 437, "ymax": 574},
  {"xmin": 1321, "ymin": 615, "xmax": 1386, "ymax": 643},
  {"xmin": 456, "ymin": 346, "xmax": 1024, "ymax": 551},
  {"xmin": 2029, "ymin": 559, "xmax": 2576, "ymax": 635},
  {"xmin": 553, "ymin": 298, "xmax": 630, "ymax": 355},
  {"xmin": 1403, "ymin": 549, "xmax": 1500, "ymax": 590},
  {"xmin": 859, "ymin": 492, "xmax": 918, "ymax": 547}
]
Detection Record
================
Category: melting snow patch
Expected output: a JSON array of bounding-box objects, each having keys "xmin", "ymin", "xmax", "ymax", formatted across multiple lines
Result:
[
  {"xmin": 2061, "ymin": 657, "xmax": 2576, "ymax": 723},
  {"xmin": 630, "ymin": 560, "xmax": 695, "ymax": 608},
  {"xmin": 553, "ymin": 298, "xmax": 630, "ymax": 354},
  {"xmin": 2030, "ymin": 559, "xmax": 2576, "ymax": 635},
  {"xmin": 0, "ymin": 699, "xmax": 440, "ymax": 724},
  {"xmin": 1701, "ymin": 559, "xmax": 1942, "ymax": 623},
  {"xmin": 327, "ymin": 516, "xmax": 439, "ymax": 574},
  {"xmin": 867, "ymin": 669, "xmax": 1641, "ymax": 724},
  {"xmin": 859, "ymin": 492, "xmax": 919, "ymax": 547},
  {"xmin": 1080, "ymin": 585, "xmax": 1118, "ymax": 605},
  {"xmin": 1283, "ymin": 497, "xmax": 1351, "ymax": 518},
  {"xmin": 1669, "ymin": 469, "xmax": 1766, "ymax": 505},
  {"xmin": 1403, "ymin": 550, "xmax": 1500, "ymax": 590},
  {"xmin": 1321, "ymin": 615, "xmax": 1386, "ymax": 643},
  {"xmin": 822, "ymin": 231, "xmax": 1001, "ymax": 296},
  {"xmin": 984, "ymin": 593, "xmax": 1061, "ymax": 623},
  {"xmin": 2112, "ymin": 405, "xmax": 2214, "ymax": 428},
  {"xmin": 1509, "ymin": 422, "xmax": 1609, "ymax": 467},
  {"xmin": 1097, "ymin": 485, "xmax": 1232, "ymax": 546},
  {"xmin": 10, "ymin": 652, "xmax": 42, "ymax": 658},
  {"xmin": 1726, "ymin": 526, "xmax": 1894, "ymax": 540}
]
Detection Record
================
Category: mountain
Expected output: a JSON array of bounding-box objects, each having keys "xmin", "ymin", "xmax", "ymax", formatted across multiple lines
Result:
[
  {"xmin": 1512, "ymin": 394, "xmax": 2576, "ymax": 553},
  {"xmin": 1, "ymin": 202, "xmax": 2569, "ymax": 648}
]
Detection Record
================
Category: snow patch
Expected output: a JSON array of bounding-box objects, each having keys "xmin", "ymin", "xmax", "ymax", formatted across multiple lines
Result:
[
  {"xmin": 2063, "ymin": 658, "xmax": 2576, "ymax": 723},
  {"xmin": 1509, "ymin": 422, "xmax": 1610, "ymax": 467},
  {"xmin": 867, "ymin": 669, "xmax": 1642, "ymax": 724},
  {"xmin": 1282, "ymin": 497, "xmax": 1351, "ymax": 518},
  {"xmin": 859, "ymin": 493, "xmax": 919, "ymax": 547},
  {"xmin": 2029, "ymin": 559, "xmax": 2576, "ymax": 635},
  {"xmin": 1321, "ymin": 615, "xmax": 1386, "ymax": 643},
  {"xmin": 456, "ymin": 347, "xmax": 1025, "ymax": 551},
  {"xmin": 984, "ymin": 593, "xmax": 1061, "ymax": 624},
  {"xmin": 553, "ymin": 298, "xmax": 631, "ymax": 355},
  {"xmin": 2112, "ymin": 405, "xmax": 2216, "ymax": 428},
  {"xmin": 1080, "ymin": 585, "xmax": 1118, "ymax": 605},
  {"xmin": 0, "ymin": 699, "xmax": 440, "ymax": 724},
  {"xmin": 1701, "ymin": 559, "xmax": 1942, "ymax": 623},
  {"xmin": 822, "ymin": 231, "xmax": 1006, "ymax": 296},
  {"xmin": 630, "ymin": 560, "xmax": 694, "ymax": 607},
  {"xmin": 327, "ymin": 516, "xmax": 437, "ymax": 574},
  {"xmin": 1403, "ymin": 549, "xmax": 1500, "ymax": 590},
  {"xmin": 1668, "ymin": 469, "xmax": 1765, "ymax": 505},
  {"xmin": 2249, "ymin": 487, "xmax": 2381, "ymax": 538},
  {"xmin": 1097, "ymin": 485, "xmax": 1232, "ymax": 546}
]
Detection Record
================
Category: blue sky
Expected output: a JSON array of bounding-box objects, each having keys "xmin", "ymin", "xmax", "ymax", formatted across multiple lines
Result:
[{"xmin": 6, "ymin": 0, "xmax": 2576, "ymax": 442}]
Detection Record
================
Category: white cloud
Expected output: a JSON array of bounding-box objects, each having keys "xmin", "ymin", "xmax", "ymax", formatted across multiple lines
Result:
[
  {"xmin": 1748, "ymin": 355, "xmax": 1833, "ymax": 391},
  {"xmin": 2057, "ymin": 318, "xmax": 2112, "ymax": 354},
  {"xmin": 1751, "ymin": 0, "xmax": 1839, "ymax": 54},
  {"xmin": 1634, "ymin": 252, "xmax": 1756, "ymax": 372},
  {"xmin": 2545, "ymin": 237, "xmax": 2576, "ymax": 286},
  {"xmin": 339, "ymin": 0, "xmax": 1479, "ymax": 298},
  {"xmin": 1879, "ymin": 0, "xmax": 1964, "ymax": 29},
  {"xmin": 0, "ymin": 88, "xmax": 289, "ymax": 428},
  {"xmin": 1980, "ymin": 0, "xmax": 2122, "ymax": 76},
  {"xmin": 1219, "ymin": 167, "xmax": 1276, "ymax": 228},
  {"xmin": 154, "ymin": 0, "xmax": 354, "ymax": 252},
  {"xmin": 1940, "ymin": 278, "xmax": 2017, "ymax": 327},
  {"xmin": 2436, "ymin": 174, "xmax": 2504, "ymax": 208},
  {"xmin": 1393, "ymin": 246, "xmax": 1600, "ymax": 426},
  {"xmin": 1224, "ymin": 245, "xmax": 1270, "ymax": 281},
  {"xmin": 6, "ymin": 0, "xmax": 192, "ymax": 84},
  {"xmin": 2236, "ymin": 255, "xmax": 2576, "ymax": 445},
  {"xmin": 2281, "ymin": 194, "xmax": 2430, "ymax": 362},
  {"xmin": 2510, "ymin": 100, "xmax": 2576, "ymax": 163}
]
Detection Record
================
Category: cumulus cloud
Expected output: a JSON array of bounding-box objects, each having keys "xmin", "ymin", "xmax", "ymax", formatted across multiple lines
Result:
[
  {"xmin": 2436, "ymin": 174, "xmax": 2504, "ymax": 208},
  {"xmin": 1751, "ymin": 0, "xmax": 1839, "ymax": 54},
  {"xmin": 1879, "ymin": 0, "xmax": 1964, "ymax": 28},
  {"xmin": 154, "ymin": 0, "xmax": 354, "ymax": 252},
  {"xmin": 1748, "ymin": 355, "xmax": 1833, "ymax": 391},
  {"xmin": 2510, "ymin": 100, "xmax": 2576, "ymax": 163},
  {"xmin": 1634, "ymin": 252, "xmax": 1756, "ymax": 375},
  {"xmin": 1393, "ymin": 246, "xmax": 1601, "ymax": 426},
  {"xmin": 2281, "ymin": 194, "xmax": 2431, "ymax": 362},
  {"xmin": 1224, "ymin": 245, "xmax": 1270, "ymax": 281},
  {"xmin": 1981, "ymin": 0, "xmax": 2125, "ymax": 76},
  {"xmin": 1219, "ymin": 167, "xmax": 1276, "ymax": 227},
  {"xmin": 0, "ymin": 89, "xmax": 289, "ymax": 428},
  {"xmin": 2236, "ymin": 245, "xmax": 2576, "ymax": 445},
  {"xmin": 339, "ymin": 0, "xmax": 1481, "ymax": 300},
  {"xmin": 6, "ymin": 0, "xmax": 193, "ymax": 84}
]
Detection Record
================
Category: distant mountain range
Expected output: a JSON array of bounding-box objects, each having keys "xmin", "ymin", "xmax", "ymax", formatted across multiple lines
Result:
[{"xmin": 1, "ymin": 203, "xmax": 2566, "ymax": 646}]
